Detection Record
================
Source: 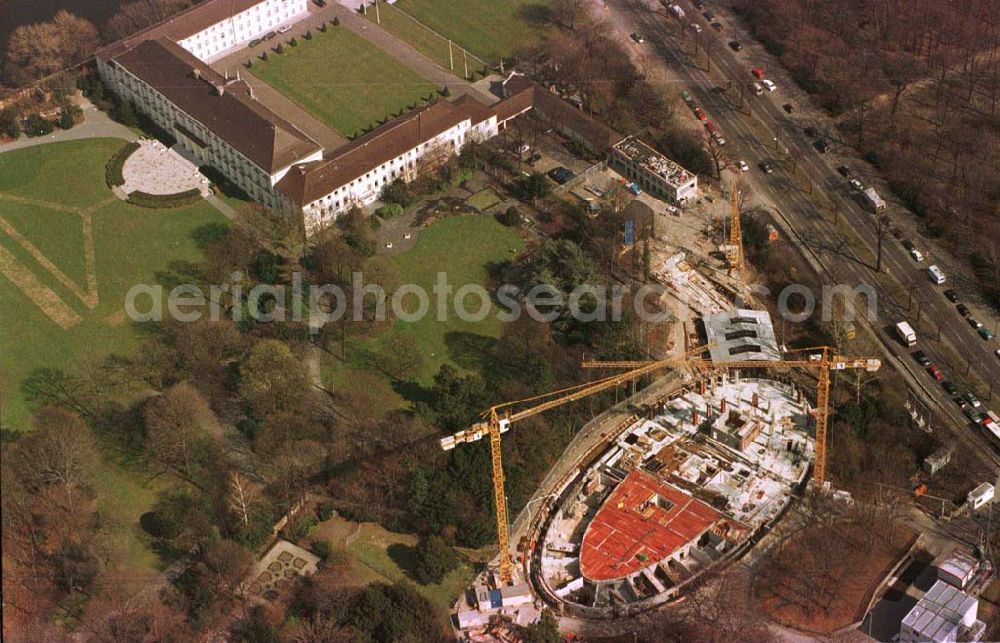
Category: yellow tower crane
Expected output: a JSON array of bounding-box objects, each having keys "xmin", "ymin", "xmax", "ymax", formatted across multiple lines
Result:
[
  {"xmin": 581, "ymin": 346, "xmax": 881, "ymax": 486},
  {"xmin": 439, "ymin": 353, "xmax": 707, "ymax": 585},
  {"xmin": 726, "ymin": 179, "xmax": 744, "ymax": 278}
]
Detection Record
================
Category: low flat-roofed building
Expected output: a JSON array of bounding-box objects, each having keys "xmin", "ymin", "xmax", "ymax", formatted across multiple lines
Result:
[
  {"xmin": 924, "ymin": 446, "xmax": 952, "ymax": 476},
  {"xmin": 702, "ymin": 309, "xmax": 781, "ymax": 363},
  {"xmin": 900, "ymin": 580, "xmax": 983, "ymax": 642},
  {"xmin": 968, "ymin": 482, "xmax": 994, "ymax": 510},
  {"xmin": 610, "ymin": 136, "xmax": 698, "ymax": 205},
  {"xmin": 579, "ymin": 470, "xmax": 723, "ymax": 583},
  {"xmin": 937, "ymin": 550, "xmax": 980, "ymax": 590}
]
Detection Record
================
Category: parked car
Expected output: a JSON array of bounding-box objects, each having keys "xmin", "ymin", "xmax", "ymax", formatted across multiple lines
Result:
[
  {"xmin": 249, "ymin": 37, "xmax": 263, "ymax": 47},
  {"xmin": 729, "ymin": 40, "xmax": 743, "ymax": 51},
  {"xmin": 277, "ymin": 24, "xmax": 292, "ymax": 34},
  {"xmin": 693, "ymin": 0, "xmax": 705, "ymax": 8},
  {"xmin": 814, "ymin": 138, "xmax": 829, "ymax": 152},
  {"xmin": 927, "ymin": 364, "xmax": 944, "ymax": 381},
  {"xmin": 910, "ymin": 248, "xmax": 924, "ymax": 262},
  {"xmin": 979, "ymin": 327, "xmax": 995, "ymax": 340},
  {"xmin": 694, "ymin": 107, "xmax": 708, "ymax": 121},
  {"xmin": 751, "ymin": 82, "xmax": 764, "ymax": 95},
  {"xmin": 314, "ymin": 0, "xmax": 326, "ymax": 5},
  {"xmin": 751, "ymin": 67, "xmax": 765, "ymax": 80},
  {"xmin": 264, "ymin": 31, "xmax": 277, "ymax": 40},
  {"xmin": 737, "ymin": 160, "xmax": 749, "ymax": 172},
  {"xmin": 965, "ymin": 393, "xmax": 982, "ymax": 408},
  {"xmin": 680, "ymin": 90, "xmax": 693, "ymax": 103},
  {"xmin": 942, "ymin": 381, "xmax": 958, "ymax": 395},
  {"xmin": 630, "ymin": 32, "xmax": 645, "ymax": 43},
  {"xmin": 690, "ymin": 23, "xmax": 702, "ymax": 33},
  {"xmin": 849, "ymin": 178, "xmax": 864, "ymax": 191},
  {"xmin": 965, "ymin": 407, "xmax": 985, "ymax": 423},
  {"xmin": 902, "ymin": 239, "xmax": 915, "ymax": 251},
  {"xmin": 762, "ymin": 79, "xmax": 777, "ymax": 91},
  {"xmin": 943, "ymin": 289, "xmax": 959, "ymax": 302},
  {"xmin": 759, "ymin": 161, "xmax": 774, "ymax": 174},
  {"xmin": 711, "ymin": 21, "xmax": 723, "ymax": 31},
  {"xmin": 547, "ymin": 166, "xmax": 575, "ymax": 184},
  {"xmin": 995, "ymin": 348, "xmax": 1000, "ymax": 360},
  {"xmin": 913, "ymin": 350, "xmax": 930, "ymax": 366},
  {"xmin": 703, "ymin": 10, "xmax": 715, "ymax": 19},
  {"xmin": 968, "ymin": 316, "xmax": 983, "ymax": 329},
  {"xmin": 957, "ymin": 303, "xmax": 970, "ymax": 316},
  {"xmin": 837, "ymin": 165, "xmax": 851, "ymax": 177},
  {"xmin": 783, "ymin": 103, "xmax": 795, "ymax": 113}
]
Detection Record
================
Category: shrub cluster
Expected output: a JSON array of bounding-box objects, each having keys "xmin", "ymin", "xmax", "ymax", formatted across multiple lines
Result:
[
  {"xmin": 126, "ymin": 188, "xmax": 202, "ymax": 209},
  {"xmin": 105, "ymin": 141, "xmax": 140, "ymax": 187}
]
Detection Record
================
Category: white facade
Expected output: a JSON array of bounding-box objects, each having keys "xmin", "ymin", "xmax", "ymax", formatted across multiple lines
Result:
[
  {"xmin": 97, "ymin": 56, "xmax": 320, "ymax": 209},
  {"xmin": 301, "ymin": 114, "xmax": 498, "ymax": 229},
  {"xmin": 610, "ymin": 137, "xmax": 699, "ymax": 205},
  {"xmin": 901, "ymin": 580, "xmax": 981, "ymax": 643},
  {"xmin": 178, "ymin": 0, "xmax": 308, "ymax": 62},
  {"xmin": 968, "ymin": 482, "xmax": 994, "ymax": 510}
]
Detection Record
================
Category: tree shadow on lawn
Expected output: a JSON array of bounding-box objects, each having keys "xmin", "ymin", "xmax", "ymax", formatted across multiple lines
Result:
[
  {"xmin": 391, "ymin": 379, "xmax": 434, "ymax": 406},
  {"xmin": 189, "ymin": 221, "xmax": 230, "ymax": 250},
  {"xmin": 443, "ymin": 331, "xmax": 500, "ymax": 372},
  {"xmin": 518, "ymin": 3, "xmax": 552, "ymax": 26},
  {"xmin": 387, "ymin": 542, "xmax": 421, "ymax": 582},
  {"xmin": 153, "ymin": 259, "xmax": 206, "ymax": 292}
]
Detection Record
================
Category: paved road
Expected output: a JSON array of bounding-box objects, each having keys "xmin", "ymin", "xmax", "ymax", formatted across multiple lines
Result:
[
  {"xmin": 0, "ymin": 95, "xmax": 136, "ymax": 155},
  {"xmin": 606, "ymin": 0, "xmax": 1000, "ymax": 474}
]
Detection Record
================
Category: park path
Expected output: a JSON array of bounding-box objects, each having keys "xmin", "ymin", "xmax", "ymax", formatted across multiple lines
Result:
[
  {"xmin": 0, "ymin": 244, "xmax": 82, "ymax": 329},
  {"xmin": 0, "ymin": 95, "xmax": 136, "ymax": 155}
]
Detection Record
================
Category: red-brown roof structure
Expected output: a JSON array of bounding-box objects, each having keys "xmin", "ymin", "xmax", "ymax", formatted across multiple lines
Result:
[
  {"xmin": 96, "ymin": 0, "xmax": 270, "ymax": 61},
  {"xmin": 579, "ymin": 470, "xmax": 722, "ymax": 583},
  {"xmin": 105, "ymin": 37, "xmax": 320, "ymax": 173},
  {"xmin": 276, "ymin": 96, "xmax": 493, "ymax": 206}
]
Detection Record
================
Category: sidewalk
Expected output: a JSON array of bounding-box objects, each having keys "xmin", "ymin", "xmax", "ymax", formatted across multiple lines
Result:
[{"xmin": 0, "ymin": 95, "xmax": 136, "ymax": 155}]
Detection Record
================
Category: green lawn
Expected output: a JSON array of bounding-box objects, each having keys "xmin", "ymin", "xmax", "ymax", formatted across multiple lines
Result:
[
  {"xmin": 377, "ymin": 0, "xmax": 550, "ymax": 64},
  {"xmin": 0, "ymin": 139, "xmax": 226, "ymax": 431},
  {"xmin": 252, "ymin": 27, "xmax": 438, "ymax": 138},
  {"xmin": 322, "ymin": 214, "xmax": 524, "ymax": 414},
  {"xmin": 0, "ymin": 139, "xmax": 225, "ymax": 576},
  {"xmin": 0, "ymin": 138, "xmax": 123, "ymax": 209},
  {"xmin": 364, "ymin": 3, "xmax": 470, "ymax": 76}
]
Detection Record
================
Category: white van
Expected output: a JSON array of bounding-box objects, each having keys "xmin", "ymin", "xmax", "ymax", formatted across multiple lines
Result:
[
  {"xmin": 751, "ymin": 82, "xmax": 763, "ymax": 95},
  {"xmin": 927, "ymin": 265, "xmax": 946, "ymax": 285}
]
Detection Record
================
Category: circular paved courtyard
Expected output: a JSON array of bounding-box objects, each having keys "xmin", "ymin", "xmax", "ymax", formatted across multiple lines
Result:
[{"xmin": 121, "ymin": 138, "xmax": 211, "ymax": 197}]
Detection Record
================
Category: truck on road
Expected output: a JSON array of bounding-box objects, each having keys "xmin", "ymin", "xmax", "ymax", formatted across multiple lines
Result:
[
  {"xmin": 895, "ymin": 321, "xmax": 917, "ymax": 347},
  {"xmin": 861, "ymin": 187, "xmax": 886, "ymax": 213}
]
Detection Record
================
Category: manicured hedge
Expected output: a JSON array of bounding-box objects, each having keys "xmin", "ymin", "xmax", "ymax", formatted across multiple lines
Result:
[
  {"xmin": 126, "ymin": 188, "xmax": 203, "ymax": 209},
  {"xmin": 106, "ymin": 141, "xmax": 140, "ymax": 187}
]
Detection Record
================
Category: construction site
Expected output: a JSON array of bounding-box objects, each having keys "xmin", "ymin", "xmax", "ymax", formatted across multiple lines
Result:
[{"xmin": 536, "ymin": 374, "xmax": 814, "ymax": 611}]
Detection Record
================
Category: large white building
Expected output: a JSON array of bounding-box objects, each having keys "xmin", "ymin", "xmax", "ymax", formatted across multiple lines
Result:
[
  {"xmin": 97, "ymin": 37, "xmax": 323, "ymax": 209},
  {"xmin": 95, "ymin": 0, "xmax": 696, "ymax": 235},
  {"xmin": 179, "ymin": 0, "xmax": 307, "ymax": 62},
  {"xmin": 277, "ymin": 95, "xmax": 499, "ymax": 232}
]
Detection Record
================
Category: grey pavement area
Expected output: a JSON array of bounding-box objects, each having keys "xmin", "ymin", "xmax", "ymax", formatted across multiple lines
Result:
[
  {"xmin": 121, "ymin": 139, "xmax": 211, "ymax": 197},
  {"xmin": 0, "ymin": 94, "xmax": 136, "ymax": 155}
]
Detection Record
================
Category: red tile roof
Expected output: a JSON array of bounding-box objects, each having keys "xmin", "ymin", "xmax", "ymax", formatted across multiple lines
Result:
[
  {"xmin": 96, "ymin": 0, "xmax": 270, "ymax": 61},
  {"xmin": 579, "ymin": 470, "xmax": 722, "ymax": 583},
  {"xmin": 277, "ymin": 95, "xmax": 493, "ymax": 206},
  {"xmin": 106, "ymin": 38, "xmax": 320, "ymax": 174}
]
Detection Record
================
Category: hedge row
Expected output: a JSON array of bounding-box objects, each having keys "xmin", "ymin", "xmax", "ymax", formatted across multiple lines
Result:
[
  {"xmin": 126, "ymin": 188, "xmax": 203, "ymax": 209},
  {"xmin": 106, "ymin": 141, "xmax": 140, "ymax": 188}
]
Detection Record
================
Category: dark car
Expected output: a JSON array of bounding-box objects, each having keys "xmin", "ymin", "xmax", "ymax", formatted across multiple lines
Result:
[
  {"xmin": 693, "ymin": 0, "xmax": 705, "ymax": 8},
  {"xmin": 957, "ymin": 303, "xmax": 970, "ymax": 316},
  {"xmin": 913, "ymin": 350, "xmax": 931, "ymax": 366},
  {"xmin": 804, "ymin": 126, "xmax": 818, "ymax": 138},
  {"xmin": 547, "ymin": 166, "xmax": 575, "ymax": 184},
  {"xmin": 711, "ymin": 21, "xmax": 723, "ymax": 31},
  {"xmin": 703, "ymin": 10, "xmax": 715, "ymax": 20},
  {"xmin": 314, "ymin": 0, "xmax": 326, "ymax": 6},
  {"xmin": 783, "ymin": 103, "xmax": 795, "ymax": 113},
  {"xmin": 265, "ymin": 31, "xmax": 277, "ymax": 40},
  {"xmin": 814, "ymin": 139, "xmax": 830, "ymax": 153},
  {"xmin": 759, "ymin": 161, "xmax": 775, "ymax": 174},
  {"xmin": 902, "ymin": 239, "xmax": 916, "ymax": 251},
  {"xmin": 836, "ymin": 164, "xmax": 851, "ymax": 177},
  {"xmin": 943, "ymin": 289, "xmax": 959, "ymax": 302},
  {"xmin": 942, "ymin": 381, "xmax": 958, "ymax": 395},
  {"xmin": 729, "ymin": 40, "xmax": 743, "ymax": 51},
  {"xmin": 249, "ymin": 38, "xmax": 263, "ymax": 47}
]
